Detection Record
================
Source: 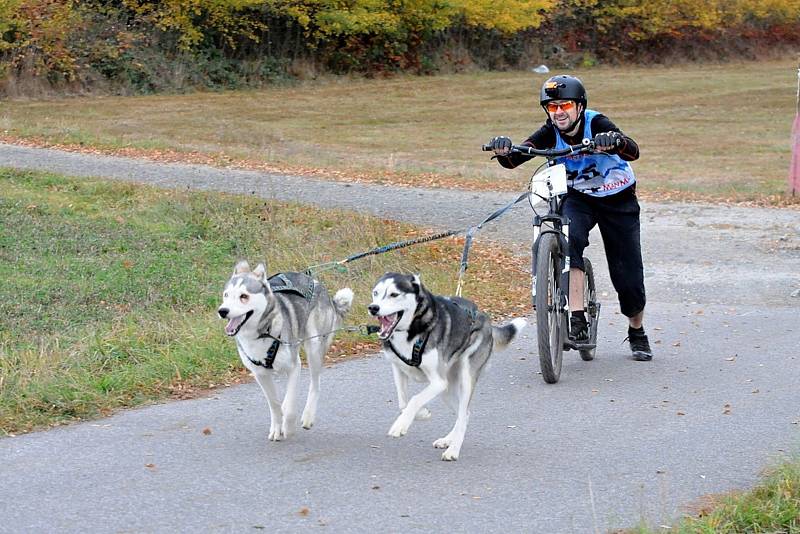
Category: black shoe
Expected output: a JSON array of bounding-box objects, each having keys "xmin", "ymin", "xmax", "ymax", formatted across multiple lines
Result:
[
  {"xmin": 627, "ymin": 327, "xmax": 653, "ymax": 361},
  {"xmin": 569, "ymin": 314, "xmax": 589, "ymax": 343}
]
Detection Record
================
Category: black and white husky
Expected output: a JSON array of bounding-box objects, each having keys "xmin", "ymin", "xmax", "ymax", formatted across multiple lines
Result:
[
  {"xmin": 218, "ymin": 261, "xmax": 353, "ymax": 441},
  {"xmin": 368, "ymin": 273, "xmax": 525, "ymax": 461}
]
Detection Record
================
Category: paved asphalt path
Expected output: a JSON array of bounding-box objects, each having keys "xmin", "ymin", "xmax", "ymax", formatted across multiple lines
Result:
[{"xmin": 1, "ymin": 144, "xmax": 799, "ymax": 533}]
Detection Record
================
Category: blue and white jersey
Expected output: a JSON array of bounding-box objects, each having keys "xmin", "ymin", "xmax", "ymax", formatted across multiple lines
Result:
[{"xmin": 553, "ymin": 109, "xmax": 636, "ymax": 197}]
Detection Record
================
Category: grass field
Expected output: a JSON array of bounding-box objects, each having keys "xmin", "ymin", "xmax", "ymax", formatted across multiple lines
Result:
[
  {"xmin": 625, "ymin": 459, "xmax": 800, "ymax": 533},
  {"xmin": 1, "ymin": 59, "xmax": 798, "ymax": 202},
  {"xmin": 0, "ymin": 168, "xmax": 529, "ymax": 435}
]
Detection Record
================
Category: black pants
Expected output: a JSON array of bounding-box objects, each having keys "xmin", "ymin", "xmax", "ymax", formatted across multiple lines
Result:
[{"xmin": 560, "ymin": 187, "xmax": 646, "ymax": 318}]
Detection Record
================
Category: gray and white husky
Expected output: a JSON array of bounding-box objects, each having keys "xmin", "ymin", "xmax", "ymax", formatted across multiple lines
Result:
[
  {"xmin": 218, "ymin": 261, "xmax": 353, "ymax": 441},
  {"xmin": 368, "ymin": 273, "xmax": 525, "ymax": 461}
]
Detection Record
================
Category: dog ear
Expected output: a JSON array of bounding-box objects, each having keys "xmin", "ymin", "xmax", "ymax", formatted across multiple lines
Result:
[
  {"xmin": 234, "ymin": 260, "xmax": 250, "ymax": 275},
  {"xmin": 253, "ymin": 263, "xmax": 272, "ymax": 292},
  {"xmin": 411, "ymin": 273, "xmax": 423, "ymax": 292}
]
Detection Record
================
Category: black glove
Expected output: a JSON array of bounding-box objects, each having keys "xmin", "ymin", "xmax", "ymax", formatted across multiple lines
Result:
[
  {"xmin": 489, "ymin": 136, "xmax": 513, "ymax": 156},
  {"xmin": 593, "ymin": 131, "xmax": 622, "ymax": 152}
]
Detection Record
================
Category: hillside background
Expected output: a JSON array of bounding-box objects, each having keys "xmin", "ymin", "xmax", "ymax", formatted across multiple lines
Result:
[{"xmin": 1, "ymin": 0, "xmax": 799, "ymax": 96}]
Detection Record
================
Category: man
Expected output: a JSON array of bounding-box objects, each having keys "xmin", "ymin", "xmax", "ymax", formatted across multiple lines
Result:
[{"xmin": 488, "ymin": 74, "xmax": 653, "ymax": 361}]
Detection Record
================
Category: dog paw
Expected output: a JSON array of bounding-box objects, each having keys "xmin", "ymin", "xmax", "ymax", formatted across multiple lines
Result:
[
  {"xmin": 387, "ymin": 418, "xmax": 410, "ymax": 437},
  {"xmin": 301, "ymin": 410, "xmax": 315, "ymax": 430},
  {"xmin": 441, "ymin": 448, "xmax": 459, "ymax": 461},
  {"xmin": 432, "ymin": 436, "xmax": 451, "ymax": 449},
  {"xmin": 268, "ymin": 428, "xmax": 284, "ymax": 441},
  {"xmin": 281, "ymin": 423, "xmax": 295, "ymax": 439},
  {"xmin": 415, "ymin": 407, "xmax": 432, "ymax": 421}
]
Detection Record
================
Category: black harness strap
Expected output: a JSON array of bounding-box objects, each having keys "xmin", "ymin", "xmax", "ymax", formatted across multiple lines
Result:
[
  {"xmin": 383, "ymin": 302, "xmax": 478, "ymax": 368},
  {"xmin": 386, "ymin": 331, "xmax": 430, "ymax": 368},
  {"xmin": 237, "ymin": 335, "xmax": 281, "ymax": 370}
]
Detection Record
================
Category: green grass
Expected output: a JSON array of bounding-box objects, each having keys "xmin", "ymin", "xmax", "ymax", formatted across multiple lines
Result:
[
  {"xmin": 626, "ymin": 459, "xmax": 800, "ymax": 533},
  {"xmin": 0, "ymin": 168, "xmax": 528, "ymax": 435},
  {"xmin": 1, "ymin": 59, "xmax": 798, "ymax": 200}
]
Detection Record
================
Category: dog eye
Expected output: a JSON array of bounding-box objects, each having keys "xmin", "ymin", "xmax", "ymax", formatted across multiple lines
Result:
[
  {"xmin": 389, "ymin": 292, "xmax": 399, "ymax": 298},
  {"xmin": 240, "ymin": 294, "xmax": 249, "ymax": 302},
  {"xmin": 223, "ymin": 292, "xmax": 228, "ymax": 298}
]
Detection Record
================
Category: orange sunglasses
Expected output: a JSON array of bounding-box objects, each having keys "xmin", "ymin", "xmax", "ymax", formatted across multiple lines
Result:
[{"xmin": 545, "ymin": 101, "xmax": 576, "ymax": 113}]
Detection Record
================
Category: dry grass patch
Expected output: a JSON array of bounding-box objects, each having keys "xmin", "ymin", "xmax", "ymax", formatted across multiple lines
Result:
[{"xmin": 1, "ymin": 59, "xmax": 798, "ymax": 203}]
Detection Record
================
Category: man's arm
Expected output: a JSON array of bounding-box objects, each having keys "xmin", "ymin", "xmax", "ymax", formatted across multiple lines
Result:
[{"xmin": 591, "ymin": 115, "xmax": 639, "ymax": 161}]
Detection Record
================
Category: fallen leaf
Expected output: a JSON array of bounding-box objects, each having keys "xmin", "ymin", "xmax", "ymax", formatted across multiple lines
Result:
[
  {"xmin": 202, "ymin": 427, "xmax": 212, "ymax": 435},
  {"xmin": 298, "ymin": 507, "xmax": 310, "ymax": 517}
]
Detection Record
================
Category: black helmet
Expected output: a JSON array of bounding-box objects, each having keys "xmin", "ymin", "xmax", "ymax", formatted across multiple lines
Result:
[{"xmin": 539, "ymin": 75, "xmax": 587, "ymax": 107}]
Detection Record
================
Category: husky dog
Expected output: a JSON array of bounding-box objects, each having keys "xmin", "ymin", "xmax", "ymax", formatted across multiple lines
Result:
[
  {"xmin": 368, "ymin": 273, "xmax": 525, "ymax": 461},
  {"xmin": 218, "ymin": 261, "xmax": 353, "ymax": 441}
]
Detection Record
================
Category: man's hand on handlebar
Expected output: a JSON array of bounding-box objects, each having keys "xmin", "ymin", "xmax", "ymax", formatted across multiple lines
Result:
[
  {"xmin": 592, "ymin": 131, "xmax": 622, "ymax": 153},
  {"xmin": 488, "ymin": 136, "xmax": 513, "ymax": 156}
]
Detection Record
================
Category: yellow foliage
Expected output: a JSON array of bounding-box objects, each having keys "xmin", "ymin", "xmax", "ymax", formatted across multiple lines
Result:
[
  {"xmin": 456, "ymin": 0, "xmax": 554, "ymax": 34},
  {"xmin": 583, "ymin": 0, "xmax": 800, "ymax": 39},
  {"xmin": 1, "ymin": 0, "xmax": 799, "ymax": 88},
  {"xmin": 121, "ymin": 0, "xmax": 265, "ymax": 49},
  {"xmin": 1, "ymin": 0, "xmax": 81, "ymax": 78},
  {"xmin": 270, "ymin": 0, "xmax": 552, "ymax": 39}
]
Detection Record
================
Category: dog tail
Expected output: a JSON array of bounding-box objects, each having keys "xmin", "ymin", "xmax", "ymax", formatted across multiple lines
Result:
[
  {"xmin": 492, "ymin": 318, "xmax": 526, "ymax": 351},
  {"xmin": 332, "ymin": 288, "xmax": 354, "ymax": 317}
]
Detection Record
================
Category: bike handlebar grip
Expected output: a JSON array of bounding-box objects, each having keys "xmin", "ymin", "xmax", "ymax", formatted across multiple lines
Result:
[
  {"xmin": 512, "ymin": 145, "xmax": 534, "ymax": 155},
  {"xmin": 481, "ymin": 144, "xmax": 493, "ymax": 151}
]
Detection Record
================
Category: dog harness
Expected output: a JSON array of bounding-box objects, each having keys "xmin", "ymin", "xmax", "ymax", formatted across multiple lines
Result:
[
  {"xmin": 385, "ymin": 332, "xmax": 430, "ymax": 367},
  {"xmin": 385, "ymin": 304, "xmax": 478, "ymax": 367},
  {"xmin": 236, "ymin": 272, "xmax": 316, "ymax": 370},
  {"xmin": 237, "ymin": 336, "xmax": 280, "ymax": 370},
  {"xmin": 268, "ymin": 272, "xmax": 315, "ymax": 300}
]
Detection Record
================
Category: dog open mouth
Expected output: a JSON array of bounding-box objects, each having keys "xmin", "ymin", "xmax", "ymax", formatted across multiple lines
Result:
[
  {"xmin": 376, "ymin": 311, "xmax": 403, "ymax": 340},
  {"xmin": 225, "ymin": 310, "xmax": 254, "ymax": 336}
]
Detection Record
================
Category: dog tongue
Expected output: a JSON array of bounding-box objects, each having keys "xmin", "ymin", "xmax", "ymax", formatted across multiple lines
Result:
[
  {"xmin": 378, "ymin": 313, "xmax": 397, "ymax": 336},
  {"xmin": 225, "ymin": 315, "xmax": 245, "ymax": 336}
]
